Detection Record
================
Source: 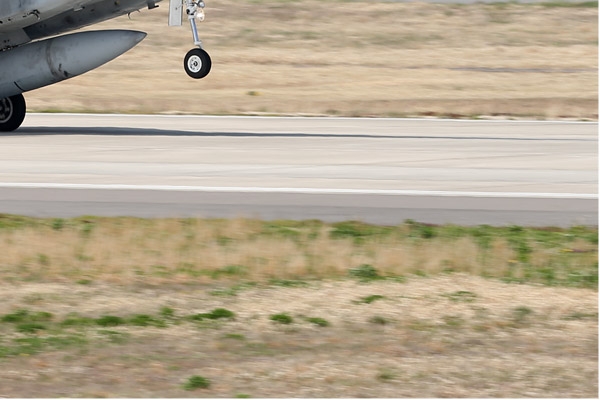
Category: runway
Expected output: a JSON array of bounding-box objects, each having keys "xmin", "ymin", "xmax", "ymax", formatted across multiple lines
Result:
[{"xmin": 0, "ymin": 114, "xmax": 596, "ymax": 226}]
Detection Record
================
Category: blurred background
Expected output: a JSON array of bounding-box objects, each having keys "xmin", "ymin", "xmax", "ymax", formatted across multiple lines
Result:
[{"xmin": 24, "ymin": 0, "xmax": 598, "ymax": 119}]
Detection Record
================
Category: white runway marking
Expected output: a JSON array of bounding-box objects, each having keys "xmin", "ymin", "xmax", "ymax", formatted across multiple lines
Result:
[
  {"xmin": 0, "ymin": 182, "xmax": 596, "ymax": 199},
  {"xmin": 34, "ymin": 113, "xmax": 598, "ymax": 125}
]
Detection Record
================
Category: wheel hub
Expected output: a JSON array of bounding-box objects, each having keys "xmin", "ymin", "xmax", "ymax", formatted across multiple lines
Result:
[
  {"xmin": 187, "ymin": 56, "xmax": 203, "ymax": 73},
  {"xmin": 0, "ymin": 98, "xmax": 13, "ymax": 124}
]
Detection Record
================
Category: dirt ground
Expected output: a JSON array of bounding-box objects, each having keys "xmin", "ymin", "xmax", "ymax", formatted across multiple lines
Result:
[
  {"xmin": 23, "ymin": 0, "xmax": 598, "ymax": 119},
  {"xmin": 0, "ymin": 275, "xmax": 596, "ymax": 397}
]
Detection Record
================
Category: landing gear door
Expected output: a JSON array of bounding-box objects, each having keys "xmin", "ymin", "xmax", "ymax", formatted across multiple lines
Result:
[{"xmin": 169, "ymin": 0, "xmax": 183, "ymax": 26}]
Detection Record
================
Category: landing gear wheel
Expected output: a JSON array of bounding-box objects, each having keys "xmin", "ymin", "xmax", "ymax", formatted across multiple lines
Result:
[
  {"xmin": 184, "ymin": 48, "xmax": 211, "ymax": 79},
  {"xmin": 0, "ymin": 94, "xmax": 26, "ymax": 132}
]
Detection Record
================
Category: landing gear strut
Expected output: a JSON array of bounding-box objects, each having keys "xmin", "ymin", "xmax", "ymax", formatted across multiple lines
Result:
[
  {"xmin": 183, "ymin": 0, "xmax": 211, "ymax": 79},
  {"xmin": 0, "ymin": 94, "xmax": 26, "ymax": 132}
]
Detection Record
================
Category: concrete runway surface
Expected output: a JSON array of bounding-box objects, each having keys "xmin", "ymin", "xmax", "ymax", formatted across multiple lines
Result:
[{"xmin": 0, "ymin": 114, "xmax": 596, "ymax": 226}]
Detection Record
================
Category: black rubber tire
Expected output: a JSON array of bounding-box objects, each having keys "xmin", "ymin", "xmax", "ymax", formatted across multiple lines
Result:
[
  {"xmin": 184, "ymin": 48, "xmax": 212, "ymax": 79},
  {"xmin": 0, "ymin": 94, "xmax": 26, "ymax": 132}
]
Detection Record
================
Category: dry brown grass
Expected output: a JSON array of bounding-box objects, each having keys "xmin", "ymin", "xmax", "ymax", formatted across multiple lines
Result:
[
  {"xmin": 24, "ymin": 0, "xmax": 598, "ymax": 119},
  {"xmin": 0, "ymin": 276, "xmax": 596, "ymax": 397},
  {"xmin": 0, "ymin": 216, "xmax": 597, "ymax": 396},
  {"xmin": 1, "ymin": 217, "xmax": 597, "ymax": 286}
]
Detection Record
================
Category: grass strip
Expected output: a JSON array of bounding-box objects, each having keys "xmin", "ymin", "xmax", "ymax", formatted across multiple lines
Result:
[{"xmin": 0, "ymin": 215, "xmax": 596, "ymax": 288}]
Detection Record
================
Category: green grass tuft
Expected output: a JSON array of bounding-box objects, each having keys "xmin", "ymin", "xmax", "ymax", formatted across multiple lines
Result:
[
  {"xmin": 369, "ymin": 316, "xmax": 388, "ymax": 325},
  {"xmin": 443, "ymin": 291, "xmax": 478, "ymax": 303},
  {"xmin": 188, "ymin": 308, "xmax": 236, "ymax": 321},
  {"xmin": 16, "ymin": 322, "xmax": 46, "ymax": 333},
  {"xmin": 349, "ymin": 264, "xmax": 382, "ymax": 281},
  {"xmin": 129, "ymin": 314, "xmax": 167, "ymax": 327},
  {"xmin": 269, "ymin": 278, "xmax": 310, "ymax": 287},
  {"xmin": 540, "ymin": 0, "xmax": 598, "ymax": 7},
  {"xmin": 306, "ymin": 317, "xmax": 330, "ymax": 327},
  {"xmin": 356, "ymin": 294, "xmax": 385, "ymax": 304},
  {"xmin": 95, "ymin": 315, "xmax": 125, "ymax": 327},
  {"xmin": 270, "ymin": 313, "xmax": 293, "ymax": 324},
  {"xmin": 160, "ymin": 306, "xmax": 175, "ymax": 318},
  {"xmin": 183, "ymin": 375, "xmax": 211, "ymax": 390},
  {"xmin": 2, "ymin": 309, "xmax": 31, "ymax": 323},
  {"xmin": 330, "ymin": 221, "xmax": 394, "ymax": 243}
]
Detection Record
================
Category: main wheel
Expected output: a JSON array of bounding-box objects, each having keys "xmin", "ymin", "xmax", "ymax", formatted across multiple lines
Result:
[
  {"xmin": 0, "ymin": 94, "xmax": 26, "ymax": 132},
  {"xmin": 184, "ymin": 48, "xmax": 211, "ymax": 79}
]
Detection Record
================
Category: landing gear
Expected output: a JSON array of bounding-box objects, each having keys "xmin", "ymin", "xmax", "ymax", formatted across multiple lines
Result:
[
  {"xmin": 183, "ymin": 0, "xmax": 211, "ymax": 79},
  {"xmin": 168, "ymin": 0, "xmax": 212, "ymax": 78},
  {"xmin": 0, "ymin": 94, "xmax": 26, "ymax": 132}
]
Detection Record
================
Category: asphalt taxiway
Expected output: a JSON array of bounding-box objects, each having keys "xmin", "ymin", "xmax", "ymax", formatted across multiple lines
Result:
[{"xmin": 0, "ymin": 114, "xmax": 596, "ymax": 226}]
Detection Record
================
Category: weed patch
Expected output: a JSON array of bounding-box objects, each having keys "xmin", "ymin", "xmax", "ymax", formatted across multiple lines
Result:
[
  {"xmin": 0, "ymin": 334, "xmax": 87, "ymax": 358},
  {"xmin": 270, "ymin": 313, "xmax": 293, "ymax": 324},
  {"xmin": 306, "ymin": 317, "xmax": 330, "ymax": 327},
  {"xmin": 406, "ymin": 220, "xmax": 437, "ymax": 239},
  {"xmin": 377, "ymin": 368, "xmax": 397, "ymax": 382},
  {"xmin": 349, "ymin": 264, "xmax": 382, "ymax": 282},
  {"xmin": 2, "ymin": 310, "xmax": 53, "ymax": 324},
  {"xmin": 511, "ymin": 306, "xmax": 535, "ymax": 327},
  {"xmin": 330, "ymin": 221, "xmax": 394, "ymax": 243},
  {"xmin": 16, "ymin": 323, "xmax": 46, "ymax": 333},
  {"xmin": 442, "ymin": 315, "xmax": 465, "ymax": 329},
  {"xmin": 183, "ymin": 375, "xmax": 211, "ymax": 390},
  {"xmin": 269, "ymin": 278, "xmax": 310, "ymax": 288},
  {"xmin": 95, "ymin": 316, "xmax": 126, "ymax": 327},
  {"xmin": 51, "ymin": 218, "xmax": 65, "ymax": 231},
  {"xmin": 223, "ymin": 333, "xmax": 246, "ymax": 340},
  {"xmin": 188, "ymin": 308, "xmax": 236, "ymax": 321},
  {"xmin": 443, "ymin": 291, "xmax": 478, "ymax": 303},
  {"xmin": 160, "ymin": 306, "xmax": 175, "ymax": 319},
  {"xmin": 540, "ymin": 0, "xmax": 598, "ymax": 7},
  {"xmin": 369, "ymin": 316, "xmax": 389, "ymax": 325},
  {"xmin": 129, "ymin": 314, "xmax": 167, "ymax": 327},
  {"xmin": 355, "ymin": 294, "xmax": 386, "ymax": 304},
  {"xmin": 98, "ymin": 330, "xmax": 130, "ymax": 344},
  {"xmin": 1, "ymin": 309, "xmax": 30, "ymax": 323},
  {"xmin": 210, "ymin": 282, "xmax": 258, "ymax": 297},
  {"xmin": 562, "ymin": 311, "xmax": 598, "ymax": 321},
  {"xmin": 212, "ymin": 264, "xmax": 248, "ymax": 278}
]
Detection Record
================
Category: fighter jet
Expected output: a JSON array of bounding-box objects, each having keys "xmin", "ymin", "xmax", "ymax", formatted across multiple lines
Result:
[{"xmin": 0, "ymin": 0, "xmax": 211, "ymax": 132}]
